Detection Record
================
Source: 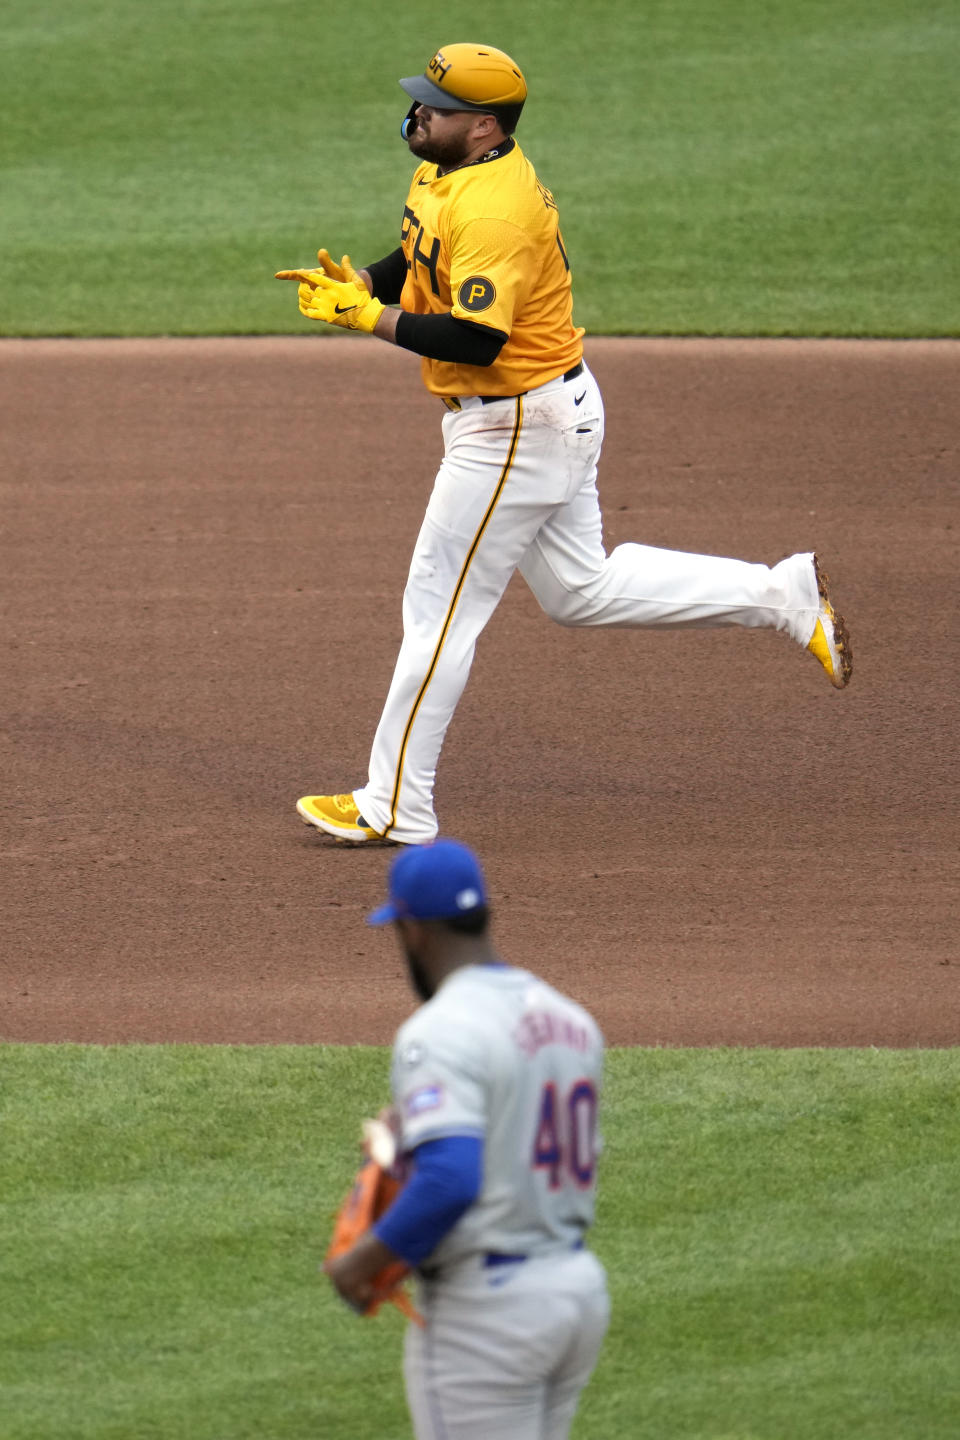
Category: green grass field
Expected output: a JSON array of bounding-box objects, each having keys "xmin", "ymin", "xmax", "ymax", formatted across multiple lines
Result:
[
  {"xmin": 3, "ymin": 4, "xmax": 958, "ymax": 1435},
  {"xmin": 2, "ymin": 0, "xmax": 957, "ymax": 336},
  {"xmin": 3, "ymin": 1045, "xmax": 959, "ymax": 1439}
]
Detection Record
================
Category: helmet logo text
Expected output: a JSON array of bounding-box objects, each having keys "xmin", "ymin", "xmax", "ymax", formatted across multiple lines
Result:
[{"xmin": 428, "ymin": 51, "xmax": 451, "ymax": 83}]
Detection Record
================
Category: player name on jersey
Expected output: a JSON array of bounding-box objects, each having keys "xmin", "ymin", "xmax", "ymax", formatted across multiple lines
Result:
[{"xmin": 514, "ymin": 1008, "xmax": 593, "ymax": 1057}]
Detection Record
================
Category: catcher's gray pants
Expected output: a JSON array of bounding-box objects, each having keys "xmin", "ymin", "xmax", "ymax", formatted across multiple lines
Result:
[{"xmin": 403, "ymin": 1248, "xmax": 610, "ymax": 1440}]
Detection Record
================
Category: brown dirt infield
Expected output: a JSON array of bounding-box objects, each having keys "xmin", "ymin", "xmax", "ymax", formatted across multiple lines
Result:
[{"xmin": 1, "ymin": 336, "xmax": 957, "ymax": 1047}]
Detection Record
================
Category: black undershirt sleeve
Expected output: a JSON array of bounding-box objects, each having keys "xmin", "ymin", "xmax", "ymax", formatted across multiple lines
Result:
[
  {"xmin": 394, "ymin": 310, "xmax": 507, "ymax": 366},
  {"xmin": 362, "ymin": 247, "xmax": 507, "ymax": 365},
  {"xmin": 363, "ymin": 248, "xmax": 407, "ymax": 303}
]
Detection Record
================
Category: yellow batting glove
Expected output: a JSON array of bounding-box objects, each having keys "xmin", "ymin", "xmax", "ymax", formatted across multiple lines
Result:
[
  {"xmin": 274, "ymin": 267, "xmax": 326, "ymax": 316},
  {"xmin": 305, "ymin": 274, "xmax": 384, "ymax": 333},
  {"xmin": 275, "ymin": 268, "xmax": 384, "ymax": 333},
  {"xmin": 316, "ymin": 249, "xmax": 366, "ymax": 289},
  {"xmin": 273, "ymin": 266, "xmax": 324, "ymax": 305}
]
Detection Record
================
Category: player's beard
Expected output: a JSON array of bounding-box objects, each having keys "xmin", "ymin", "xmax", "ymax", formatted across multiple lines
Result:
[
  {"xmin": 402, "ymin": 942, "xmax": 436, "ymax": 1002},
  {"xmin": 406, "ymin": 121, "xmax": 473, "ymax": 170}
]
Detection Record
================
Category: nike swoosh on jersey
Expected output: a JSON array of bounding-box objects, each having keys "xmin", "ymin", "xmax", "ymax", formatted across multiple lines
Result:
[{"xmin": 574, "ymin": 390, "xmax": 587, "ymax": 405}]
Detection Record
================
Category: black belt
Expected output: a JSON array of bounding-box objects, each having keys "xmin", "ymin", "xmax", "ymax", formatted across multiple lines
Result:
[
  {"xmin": 443, "ymin": 361, "xmax": 584, "ymax": 412},
  {"xmin": 479, "ymin": 360, "xmax": 583, "ymax": 405}
]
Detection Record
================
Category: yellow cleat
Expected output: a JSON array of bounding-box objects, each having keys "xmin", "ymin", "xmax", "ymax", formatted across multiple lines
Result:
[
  {"xmin": 296, "ymin": 793, "xmax": 390, "ymax": 844},
  {"xmin": 807, "ymin": 555, "xmax": 853, "ymax": 689}
]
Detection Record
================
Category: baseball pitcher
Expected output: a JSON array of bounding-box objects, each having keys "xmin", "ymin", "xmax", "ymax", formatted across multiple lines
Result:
[{"xmin": 324, "ymin": 839, "xmax": 610, "ymax": 1439}]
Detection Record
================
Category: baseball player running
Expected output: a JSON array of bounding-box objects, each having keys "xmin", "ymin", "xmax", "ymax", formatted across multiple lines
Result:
[
  {"xmin": 325, "ymin": 838, "xmax": 609, "ymax": 1439},
  {"xmin": 277, "ymin": 42, "xmax": 853, "ymax": 846}
]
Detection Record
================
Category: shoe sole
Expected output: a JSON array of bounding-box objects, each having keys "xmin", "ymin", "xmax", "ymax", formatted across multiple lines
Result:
[{"xmin": 812, "ymin": 554, "xmax": 853, "ymax": 688}]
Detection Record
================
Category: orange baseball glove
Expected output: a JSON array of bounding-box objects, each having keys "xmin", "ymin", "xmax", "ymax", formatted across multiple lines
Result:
[{"xmin": 325, "ymin": 1129, "xmax": 423, "ymax": 1325}]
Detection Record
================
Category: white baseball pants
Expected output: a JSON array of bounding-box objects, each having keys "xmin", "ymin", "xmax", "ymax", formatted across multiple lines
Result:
[
  {"xmin": 403, "ymin": 1248, "xmax": 610, "ymax": 1440},
  {"xmin": 354, "ymin": 363, "xmax": 821, "ymax": 843}
]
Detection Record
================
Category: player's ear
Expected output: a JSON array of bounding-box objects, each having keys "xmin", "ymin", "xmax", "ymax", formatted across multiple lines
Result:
[{"xmin": 474, "ymin": 112, "xmax": 499, "ymax": 141}]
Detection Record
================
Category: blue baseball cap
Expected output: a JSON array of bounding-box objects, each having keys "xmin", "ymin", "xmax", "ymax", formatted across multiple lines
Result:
[{"xmin": 367, "ymin": 838, "xmax": 487, "ymax": 925}]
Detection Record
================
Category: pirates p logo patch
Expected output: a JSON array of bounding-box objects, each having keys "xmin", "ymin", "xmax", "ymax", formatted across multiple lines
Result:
[{"xmin": 458, "ymin": 276, "xmax": 496, "ymax": 312}]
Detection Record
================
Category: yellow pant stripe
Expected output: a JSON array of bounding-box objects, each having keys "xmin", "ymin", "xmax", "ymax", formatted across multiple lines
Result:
[{"xmin": 386, "ymin": 397, "xmax": 525, "ymax": 836}]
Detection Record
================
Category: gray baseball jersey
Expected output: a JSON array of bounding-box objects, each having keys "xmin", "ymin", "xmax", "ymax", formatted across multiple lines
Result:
[{"xmin": 391, "ymin": 962, "xmax": 604, "ymax": 1271}]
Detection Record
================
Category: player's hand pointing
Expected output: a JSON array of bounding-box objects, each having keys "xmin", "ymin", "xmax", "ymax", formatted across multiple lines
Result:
[
  {"xmin": 275, "ymin": 269, "xmax": 385, "ymax": 334},
  {"xmin": 274, "ymin": 267, "xmax": 326, "ymax": 314}
]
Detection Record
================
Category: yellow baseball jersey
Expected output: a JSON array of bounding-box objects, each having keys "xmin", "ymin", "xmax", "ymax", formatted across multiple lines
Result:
[{"xmin": 399, "ymin": 140, "xmax": 584, "ymax": 398}]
